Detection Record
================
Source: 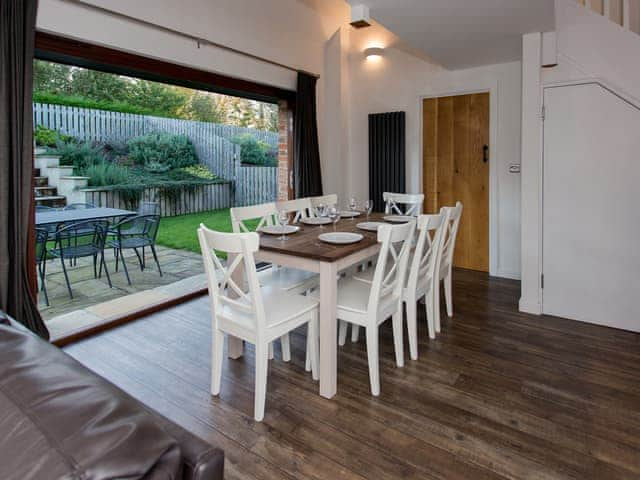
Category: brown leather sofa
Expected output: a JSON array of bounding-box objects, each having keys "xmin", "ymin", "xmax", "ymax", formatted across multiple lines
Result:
[{"xmin": 0, "ymin": 312, "xmax": 224, "ymax": 480}]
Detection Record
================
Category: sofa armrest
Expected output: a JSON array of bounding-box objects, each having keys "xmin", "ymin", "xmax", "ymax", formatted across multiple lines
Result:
[{"xmin": 146, "ymin": 408, "xmax": 225, "ymax": 480}]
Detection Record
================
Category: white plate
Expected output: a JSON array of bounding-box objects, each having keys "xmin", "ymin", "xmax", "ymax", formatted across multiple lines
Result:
[
  {"xmin": 339, "ymin": 211, "xmax": 361, "ymax": 218},
  {"xmin": 318, "ymin": 232, "xmax": 364, "ymax": 245},
  {"xmin": 259, "ymin": 225, "xmax": 300, "ymax": 235},
  {"xmin": 300, "ymin": 217, "xmax": 332, "ymax": 225},
  {"xmin": 384, "ymin": 215, "xmax": 412, "ymax": 223},
  {"xmin": 357, "ymin": 222, "xmax": 385, "ymax": 232}
]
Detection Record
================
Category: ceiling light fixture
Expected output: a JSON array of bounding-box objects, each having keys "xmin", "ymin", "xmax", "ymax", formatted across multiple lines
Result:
[{"xmin": 364, "ymin": 47, "xmax": 384, "ymax": 61}]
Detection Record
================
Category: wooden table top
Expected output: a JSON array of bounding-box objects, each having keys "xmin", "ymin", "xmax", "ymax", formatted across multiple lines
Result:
[{"xmin": 259, "ymin": 212, "xmax": 389, "ymax": 262}]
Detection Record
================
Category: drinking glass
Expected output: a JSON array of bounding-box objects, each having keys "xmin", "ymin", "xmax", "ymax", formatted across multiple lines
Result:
[
  {"xmin": 315, "ymin": 203, "xmax": 327, "ymax": 228},
  {"xmin": 364, "ymin": 199, "xmax": 374, "ymax": 220},
  {"xmin": 277, "ymin": 210, "xmax": 289, "ymax": 241},
  {"xmin": 349, "ymin": 197, "xmax": 358, "ymax": 220},
  {"xmin": 327, "ymin": 206, "xmax": 341, "ymax": 232}
]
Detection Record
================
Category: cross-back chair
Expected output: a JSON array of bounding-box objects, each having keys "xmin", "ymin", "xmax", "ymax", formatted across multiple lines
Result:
[
  {"xmin": 438, "ymin": 202, "xmax": 463, "ymax": 327},
  {"xmin": 277, "ymin": 197, "xmax": 312, "ymax": 223},
  {"xmin": 198, "ymin": 225, "xmax": 319, "ymax": 421},
  {"xmin": 324, "ymin": 221, "xmax": 415, "ymax": 395},
  {"xmin": 383, "ymin": 192, "xmax": 424, "ymax": 216}
]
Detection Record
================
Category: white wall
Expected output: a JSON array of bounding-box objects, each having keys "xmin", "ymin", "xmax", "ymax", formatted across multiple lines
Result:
[{"xmin": 345, "ymin": 30, "xmax": 523, "ymax": 278}]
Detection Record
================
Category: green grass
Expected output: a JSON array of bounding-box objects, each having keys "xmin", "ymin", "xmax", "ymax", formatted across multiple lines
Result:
[{"xmin": 156, "ymin": 208, "xmax": 259, "ymax": 257}]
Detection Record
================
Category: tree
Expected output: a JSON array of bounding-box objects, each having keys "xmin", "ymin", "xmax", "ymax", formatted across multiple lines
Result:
[
  {"xmin": 69, "ymin": 68, "xmax": 131, "ymax": 102},
  {"xmin": 33, "ymin": 60, "xmax": 72, "ymax": 94}
]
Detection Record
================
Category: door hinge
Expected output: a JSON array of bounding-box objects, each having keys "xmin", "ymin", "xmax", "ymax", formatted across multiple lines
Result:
[
  {"xmin": 541, "ymin": 105, "xmax": 546, "ymax": 121},
  {"xmin": 541, "ymin": 274, "xmax": 544, "ymax": 289}
]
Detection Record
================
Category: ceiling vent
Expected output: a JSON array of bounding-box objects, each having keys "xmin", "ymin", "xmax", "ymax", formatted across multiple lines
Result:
[{"xmin": 350, "ymin": 4, "xmax": 372, "ymax": 29}]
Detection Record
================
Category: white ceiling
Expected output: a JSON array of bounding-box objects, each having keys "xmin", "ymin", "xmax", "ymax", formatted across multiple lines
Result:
[{"xmin": 348, "ymin": 0, "xmax": 555, "ymax": 69}]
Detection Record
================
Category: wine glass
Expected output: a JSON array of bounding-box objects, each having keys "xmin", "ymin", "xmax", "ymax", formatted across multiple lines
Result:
[
  {"xmin": 277, "ymin": 209, "xmax": 289, "ymax": 241},
  {"xmin": 348, "ymin": 197, "xmax": 358, "ymax": 221},
  {"xmin": 327, "ymin": 206, "xmax": 341, "ymax": 232},
  {"xmin": 364, "ymin": 199, "xmax": 374, "ymax": 220},
  {"xmin": 315, "ymin": 203, "xmax": 327, "ymax": 228}
]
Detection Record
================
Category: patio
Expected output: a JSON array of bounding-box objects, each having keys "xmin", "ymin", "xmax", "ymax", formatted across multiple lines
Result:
[{"xmin": 39, "ymin": 245, "xmax": 205, "ymax": 321}]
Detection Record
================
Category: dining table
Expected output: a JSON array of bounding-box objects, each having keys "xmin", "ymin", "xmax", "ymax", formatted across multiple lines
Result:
[
  {"xmin": 35, "ymin": 207, "xmax": 136, "ymax": 227},
  {"xmin": 228, "ymin": 212, "xmax": 390, "ymax": 399}
]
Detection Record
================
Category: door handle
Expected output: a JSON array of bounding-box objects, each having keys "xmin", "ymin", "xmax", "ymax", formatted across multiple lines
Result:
[{"xmin": 483, "ymin": 145, "xmax": 489, "ymax": 163}]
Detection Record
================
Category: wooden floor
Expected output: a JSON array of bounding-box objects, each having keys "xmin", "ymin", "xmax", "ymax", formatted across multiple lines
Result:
[{"xmin": 64, "ymin": 269, "xmax": 640, "ymax": 480}]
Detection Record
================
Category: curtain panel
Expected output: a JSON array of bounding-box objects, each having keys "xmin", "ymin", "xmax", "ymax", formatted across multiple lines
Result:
[
  {"xmin": 0, "ymin": 0, "xmax": 49, "ymax": 338},
  {"xmin": 293, "ymin": 72, "xmax": 323, "ymax": 198}
]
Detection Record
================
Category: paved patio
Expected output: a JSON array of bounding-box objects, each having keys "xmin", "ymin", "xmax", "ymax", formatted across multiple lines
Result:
[{"xmin": 38, "ymin": 245, "xmax": 205, "ymax": 321}]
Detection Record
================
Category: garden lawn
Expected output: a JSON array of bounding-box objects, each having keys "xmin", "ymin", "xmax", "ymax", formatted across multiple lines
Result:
[{"xmin": 156, "ymin": 208, "xmax": 259, "ymax": 256}]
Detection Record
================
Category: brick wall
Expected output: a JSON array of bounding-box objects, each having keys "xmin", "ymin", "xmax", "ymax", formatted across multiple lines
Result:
[{"xmin": 277, "ymin": 100, "xmax": 291, "ymax": 201}]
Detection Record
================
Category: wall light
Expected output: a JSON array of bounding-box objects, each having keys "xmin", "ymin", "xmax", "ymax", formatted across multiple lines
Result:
[{"xmin": 364, "ymin": 47, "xmax": 384, "ymax": 61}]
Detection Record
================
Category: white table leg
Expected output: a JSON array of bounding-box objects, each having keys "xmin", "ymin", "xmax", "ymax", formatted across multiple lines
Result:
[
  {"xmin": 319, "ymin": 261, "xmax": 338, "ymax": 398},
  {"xmin": 227, "ymin": 252, "xmax": 244, "ymax": 359}
]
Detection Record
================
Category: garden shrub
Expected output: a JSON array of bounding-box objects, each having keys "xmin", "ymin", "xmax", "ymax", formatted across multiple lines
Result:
[
  {"xmin": 144, "ymin": 160, "xmax": 172, "ymax": 174},
  {"xmin": 34, "ymin": 125, "xmax": 74, "ymax": 148},
  {"xmin": 54, "ymin": 139, "xmax": 105, "ymax": 170},
  {"xmin": 175, "ymin": 164, "xmax": 217, "ymax": 180},
  {"xmin": 80, "ymin": 162, "xmax": 130, "ymax": 187},
  {"xmin": 231, "ymin": 134, "xmax": 276, "ymax": 166},
  {"xmin": 127, "ymin": 132, "xmax": 197, "ymax": 169}
]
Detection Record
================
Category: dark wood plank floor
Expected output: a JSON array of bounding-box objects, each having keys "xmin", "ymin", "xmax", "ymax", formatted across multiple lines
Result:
[{"xmin": 63, "ymin": 269, "xmax": 640, "ymax": 480}]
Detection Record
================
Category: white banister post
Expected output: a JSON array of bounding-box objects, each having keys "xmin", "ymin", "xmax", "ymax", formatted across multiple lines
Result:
[
  {"xmin": 603, "ymin": 0, "xmax": 611, "ymax": 20},
  {"xmin": 584, "ymin": 0, "xmax": 592, "ymax": 11},
  {"xmin": 623, "ymin": 0, "xmax": 630, "ymax": 29}
]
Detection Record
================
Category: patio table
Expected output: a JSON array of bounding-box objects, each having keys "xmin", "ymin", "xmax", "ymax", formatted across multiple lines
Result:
[
  {"xmin": 35, "ymin": 207, "xmax": 136, "ymax": 227},
  {"xmin": 228, "ymin": 212, "xmax": 387, "ymax": 399}
]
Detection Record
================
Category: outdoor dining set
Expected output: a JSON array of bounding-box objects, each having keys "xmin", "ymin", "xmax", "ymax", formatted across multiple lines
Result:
[
  {"xmin": 197, "ymin": 192, "xmax": 463, "ymax": 421},
  {"xmin": 35, "ymin": 202, "xmax": 163, "ymax": 306}
]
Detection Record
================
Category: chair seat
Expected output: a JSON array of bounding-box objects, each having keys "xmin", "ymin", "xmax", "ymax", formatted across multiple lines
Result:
[
  {"xmin": 220, "ymin": 286, "xmax": 318, "ymax": 332},
  {"xmin": 50, "ymin": 244, "xmax": 101, "ymax": 259},
  {"xmin": 310, "ymin": 276, "xmax": 398, "ymax": 320},
  {"xmin": 257, "ymin": 266, "xmax": 318, "ymax": 293},
  {"xmin": 109, "ymin": 237, "xmax": 153, "ymax": 249}
]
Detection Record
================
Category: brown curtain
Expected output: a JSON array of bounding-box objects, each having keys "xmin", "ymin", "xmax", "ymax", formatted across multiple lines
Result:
[
  {"xmin": 293, "ymin": 72, "xmax": 323, "ymax": 198},
  {"xmin": 0, "ymin": 0, "xmax": 48, "ymax": 339}
]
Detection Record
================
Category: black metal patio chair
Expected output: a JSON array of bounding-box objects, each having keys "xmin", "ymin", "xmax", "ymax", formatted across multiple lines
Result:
[
  {"xmin": 108, "ymin": 214, "xmax": 162, "ymax": 285},
  {"xmin": 35, "ymin": 228, "xmax": 50, "ymax": 306},
  {"xmin": 49, "ymin": 220, "xmax": 112, "ymax": 299}
]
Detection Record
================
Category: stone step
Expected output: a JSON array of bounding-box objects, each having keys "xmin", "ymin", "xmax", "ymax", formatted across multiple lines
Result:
[
  {"xmin": 34, "ymin": 176, "xmax": 48, "ymax": 187},
  {"xmin": 35, "ymin": 195, "xmax": 66, "ymax": 208},
  {"xmin": 34, "ymin": 186, "xmax": 57, "ymax": 197}
]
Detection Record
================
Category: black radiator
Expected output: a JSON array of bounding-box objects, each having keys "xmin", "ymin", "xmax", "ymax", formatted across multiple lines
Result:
[{"xmin": 368, "ymin": 111, "xmax": 406, "ymax": 212}]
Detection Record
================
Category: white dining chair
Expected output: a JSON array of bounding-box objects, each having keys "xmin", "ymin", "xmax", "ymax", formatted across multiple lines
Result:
[
  {"xmin": 316, "ymin": 221, "xmax": 415, "ymax": 396},
  {"xmin": 354, "ymin": 212, "xmax": 448, "ymax": 357},
  {"xmin": 277, "ymin": 197, "xmax": 313, "ymax": 223},
  {"xmin": 309, "ymin": 194, "xmax": 338, "ymax": 213},
  {"xmin": 230, "ymin": 202, "xmax": 319, "ymax": 361},
  {"xmin": 198, "ymin": 225, "xmax": 319, "ymax": 421},
  {"xmin": 383, "ymin": 192, "xmax": 424, "ymax": 216},
  {"xmin": 438, "ymin": 202, "xmax": 463, "ymax": 327}
]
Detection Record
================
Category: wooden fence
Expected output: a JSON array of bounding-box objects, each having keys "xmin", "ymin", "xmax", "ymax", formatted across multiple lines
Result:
[
  {"xmin": 82, "ymin": 181, "xmax": 233, "ymax": 217},
  {"xmin": 235, "ymin": 166, "xmax": 279, "ymax": 207}
]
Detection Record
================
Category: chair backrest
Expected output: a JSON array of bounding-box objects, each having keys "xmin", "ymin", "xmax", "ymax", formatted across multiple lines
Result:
[
  {"xmin": 64, "ymin": 203, "xmax": 95, "ymax": 210},
  {"xmin": 54, "ymin": 220, "xmax": 108, "ymax": 255},
  {"xmin": 383, "ymin": 192, "xmax": 424, "ymax": 216},
  {"xmin": 115, "ymin": 215, "xmax": 160, "ymax": 240},
  {"xmin": 406, "ymin": 213, "xmax": 448, "ymax": 294},
  {"xmin": 277, "ymin": 198, "xmax": 312, "ymax": 222},
  {"xmin": 198, "ymin": 225, "xmax": 266, "ymax": 332},
  {"xmin": 309, "ymin": 194, "xmax": 338, "ymax": 211},
  {"xmin": 367, "ymin": 221, "xmax": 416, "ymax": 314},
  {"xmin": 138, "ymin": 201, "xmax": 160, "ymax": 215},
  {"xmin": 439, "ymin": 202, "xmax": 463, "ymax": 271},
  {"xmin": 35, "ymin": 228, "xmax": 49, "ymax": 264},
  {"xmin": 230, "ymin": 202, "xmax": 276, "ymax": 233}
]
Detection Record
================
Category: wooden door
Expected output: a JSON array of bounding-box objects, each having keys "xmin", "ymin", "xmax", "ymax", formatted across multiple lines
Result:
[{"xmin": 423, "ymin": 93, "xmax": 490, "ymax": 272}]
